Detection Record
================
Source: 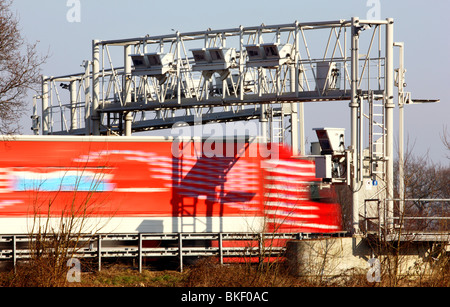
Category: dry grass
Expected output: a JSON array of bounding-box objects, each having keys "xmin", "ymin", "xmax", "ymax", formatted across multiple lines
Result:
[
  {"xmin": 182, "ymin": 258, "xmax": 300, "ymax": 287},
  {"xmin": 1, "ymin": 255, "xmax": 448, "ymax": 287},
  {"xmin": 0, "ymin": 262, "xmax": 65, "ymax": 287},
  {"xmin": 77, "ymin": 265, "xmax": 184, "ymax": 287}
]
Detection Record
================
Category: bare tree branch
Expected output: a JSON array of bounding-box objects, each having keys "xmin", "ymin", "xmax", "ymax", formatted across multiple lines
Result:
[
  {"xmin": 0, "ymin": 0, "xmax": 47, "ymax": 134},
  {"xmin": 440, "ymin": 125, "xmax": 450, "ymax": 160}
]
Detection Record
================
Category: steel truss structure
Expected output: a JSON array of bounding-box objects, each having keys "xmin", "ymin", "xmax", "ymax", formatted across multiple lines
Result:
[{"xmin": 32, "ymin": 17, "xmax": 439, "ymax": 236}]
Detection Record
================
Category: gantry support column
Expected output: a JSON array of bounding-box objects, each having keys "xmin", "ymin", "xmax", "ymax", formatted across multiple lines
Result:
[
  {"xmin": 385, "ymin": 18, "xmax": 395, "ymax": 232},
  {"xmin": 69, "ymin": 80, "xmax": 77, "ymax": 131},
  {"xmin": 292, "ymin": 20, "xmax": 305, "ymax": 156},
  {"xmin": 394, "ymin": 41, "xmax": 405, "ymax": 221},
  {"xmin": 91, "ymin": 39, "xmax": 101, "ymax": 135},
  {"xmin": 350, "ymin": 17, "xmax": 361, "ymax": 234},
  {"xmin": 41, "ymin": 76, "xmax": 50, "ymax": 135},
  {"xmin": 84, "ymin": 60, "xmax": 91, "ymax": 136},
  {"xmin": 124, "ymin": 44, "xmax": 133, "ymax": 136}
]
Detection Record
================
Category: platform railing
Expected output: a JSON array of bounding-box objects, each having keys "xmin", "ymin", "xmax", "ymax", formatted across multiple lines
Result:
[{"xmin": 362, "ymin": 198, "xmax": 450, "ymax": 241}]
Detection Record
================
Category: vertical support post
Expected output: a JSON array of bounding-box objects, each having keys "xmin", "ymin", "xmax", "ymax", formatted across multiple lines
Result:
[
  {"xmin": 385, "ymin": 18, "xmax": 395, "ymax": 232},
  {"xmin": 12, "ymin": 235, "xmax": 17, "ymax": 273},
  {"xmin": 92, "ymin": 40, "xmax": 101, "ymax": 135},
  {"xmin": 258, "ymin": 233, "xmax": 264, "ymax": 264},
  {"xmin": 290, "ymin": 102, "xmax": 299, "ymax": 156},
  {"xmin": 259, "ymin": 27, "xmax": 268, "ymax": 144},
  {"xmin": 70, "ymin": 80, "xmax": 78, "ymax": 131},
  {"xmin": 261, "ymin": 107, "xmax": 268, "ymax": 144},
  {"xmin": 176, "ymin": 32, "xmax": 182, "ymax": 105},
  {"xmin": 32, "ymin": 96, "xmax": 40, "ymax": 135},
  {"xmin": 138, "ymin": 233, "xmax": 143, "ymax": 273},
  {"xmin": 394, "ymin": 42, "xmax": 405, "ymax": 223},
  {"xmin": 178, "ymin": 233, "xmax": 183, "ymax": 272},
  {"xmin": 290, "ymin": 63, "xmax": 299, "ymax": 155},
  {"xmin": 257, "ymin": 26, "xmax": 268, "ymax": 144},
  {"xmin": 294, "ymin": 21, "xmax": 305, "ymax": 155},
  {"xmin": 298, "ymin": 101, "xmax": 305, "ymax": 156},
  {"xmin": 359, "ymin": 95, "xmax": 364, "ymax": 182},
  {"xmin": 221, "ymin": 31, "xmax": 227, "ymax": 100},
  {"xmin": 97, "ymin": 235, "xmax": 102, "ymax": 272},
  {"xmin": 350, "ymin": 17, "xmax": 361, "ymax": 234},
  {"xmin": 298, "ymin": 75, "xmax": 305, "ymax": 156},
  {"xmin": 239, "ymin": 26, "xmax": 245, "ymax": 102},
  {"xmin": 159, "ymin": 38, "xmax": 164, "ymax": 53},
  {"xmin": 219, "ymin": 233, "xmax": 224, "ymax": 265},
  {"xmin": 294, "ymin": 21, "xmax": 301, "ymax": 98},
  {"xmin": 41, "ymin": 76, "xmax": 49, "ymax": 135},
  {"xmin": 84, "ymin": 60, "xmax": 91, "ymax": 135},
  {"xmin": 257, "ymin": 27, "xmax": 263, "ymax": 98},
  {"xmin": 124, "ymin": 44, "xmax": 133, "ymax": 136}
]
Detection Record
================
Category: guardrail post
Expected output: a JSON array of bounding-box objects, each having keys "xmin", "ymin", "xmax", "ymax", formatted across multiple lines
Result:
[
  {"xmin": 97, "ymin": 235, "xmax": 102, "ymax": 272},
  {"xmin": 219, "ymin": 233, "xmax": 223, "ymax": 265},
  {"xmin": 138, "ymin": 233, "xmax": 143, "ymax": 274},
  {"xmin": 259, "ymin": 233, "xmax": 264, "ymax": 264},
  {"xmin": 178, "ymin": 233, "xmax": 183, "ymax": 272},
  {"xmin": 12, "ymin": 235, "xmax": 17, "ymax": 273}
]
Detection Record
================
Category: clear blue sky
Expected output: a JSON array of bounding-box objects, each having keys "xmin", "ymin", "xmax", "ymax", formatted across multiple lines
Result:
[{"xmin": 11, "ymin": 0, "xmax": 450, "ymax": 164}]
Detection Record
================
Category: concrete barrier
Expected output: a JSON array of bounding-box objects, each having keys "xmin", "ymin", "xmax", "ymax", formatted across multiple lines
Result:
[
  {"xmin": 285, "ymin": 236, "xmax": 441, "ymax": 281},
  {"xmin": 286, "ymin": 237, "xmax": 372, "ymax": 278}
]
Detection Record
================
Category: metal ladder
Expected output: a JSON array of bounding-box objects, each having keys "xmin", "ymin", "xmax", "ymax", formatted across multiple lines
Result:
[
  {"xmin": 268, "ymin": 105, "xmax": 286, "ymax": 145},
  {"xmin": 368, "ymin": 91, "xmax": 386, "ymax": 180},
  {"xmin": 180, "ymin": 198, "xmax": 198, "ymax": 233}
]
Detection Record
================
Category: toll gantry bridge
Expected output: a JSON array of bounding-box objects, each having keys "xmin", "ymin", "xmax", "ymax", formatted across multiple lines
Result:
[
  {"xmin": 36, "ymin": 18, "xmax": 388, "ymax": 152},
  {"xmin": 32, "ymin": 17, "xmax": 445, "ymax": 240}
]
